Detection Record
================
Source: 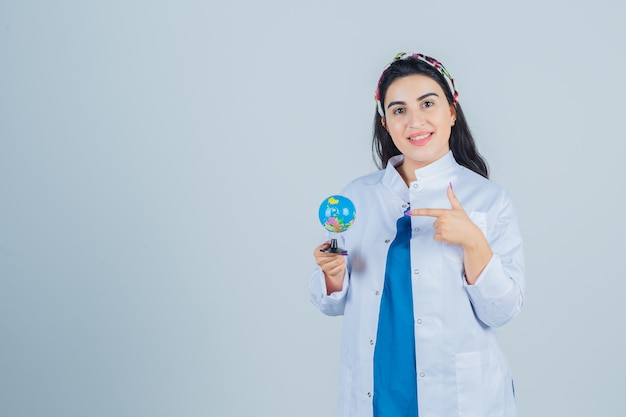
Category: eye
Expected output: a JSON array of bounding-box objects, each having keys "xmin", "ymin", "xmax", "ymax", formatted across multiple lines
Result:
[
  {"xmin": 392, "ymin": 107, "xmax": 405, "ymax": 115},
  {"xmin": 422, "ymin": 100, "xmax": 435, "ymax": 108}
]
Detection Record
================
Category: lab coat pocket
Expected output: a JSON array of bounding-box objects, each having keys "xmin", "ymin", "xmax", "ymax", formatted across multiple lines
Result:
[
  {"xmin": 455, "ymin": 348, "xmax": 505, "ymax": 417},
  {"xmin": 442, "ymin": 211, "xmax": 487, "ymax": 264}
]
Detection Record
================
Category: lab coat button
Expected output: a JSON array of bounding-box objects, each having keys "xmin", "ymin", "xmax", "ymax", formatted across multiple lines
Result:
[
  {"xmin": 369, "ymin": 339, "xmax": 374, "ymax": 345},
  {"xmin": 416, "ymin": 318, "xmax": 422, "ymax": 325},
  {"xmin": 414, "ymin": 269, "xmax": 420, "ymax": 275},
  {"xmin": 419, "ymin": 372, "xmax": 425, "ymax": 377},
  {"xmin": 402, "ymin": 203, "xmax": 408, "ymax": 209},
  {"xmin": 384, "ymin": 239, "xmax": 391, "ymax": 244},
  {"xmin": 413, "ymin": 227, "xmax": 420, "ymax": 233},
  {"xmin": 412, "ymin": 183, "xmax": 419, "ymax": 189},
  {"xmin": 375, "ymin": 290, "xmax": 380, "ymax": 296},
  {"xmin": 367, "ymin": 392, "xmax": 372, "ymax": 398}
]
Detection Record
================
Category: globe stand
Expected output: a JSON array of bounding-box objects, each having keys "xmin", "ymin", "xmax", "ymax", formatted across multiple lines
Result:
[{"xmin": 320, "ymin": 237, "xmax": 348, "ymax": 255}]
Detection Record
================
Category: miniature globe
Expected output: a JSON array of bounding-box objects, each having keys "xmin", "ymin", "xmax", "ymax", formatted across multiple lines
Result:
[{"xmin": 318, "ymin": 195, "xmax": 356, "ymax": 234}]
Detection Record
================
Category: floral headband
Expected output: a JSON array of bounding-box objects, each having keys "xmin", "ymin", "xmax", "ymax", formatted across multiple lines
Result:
[{"xmin": 375, "ymin": 52, "xmax": 458, "ymax": 117}]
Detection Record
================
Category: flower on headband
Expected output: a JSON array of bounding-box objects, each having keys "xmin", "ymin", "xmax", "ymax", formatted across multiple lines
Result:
[{"xmin": 374, "ymin": 52, "xmax": 458, "ymax": 117}]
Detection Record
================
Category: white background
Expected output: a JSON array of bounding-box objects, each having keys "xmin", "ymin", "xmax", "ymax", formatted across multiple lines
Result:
[{"xmin": 1, "ymin": 1, "xmax": 625, "ymax": 416}]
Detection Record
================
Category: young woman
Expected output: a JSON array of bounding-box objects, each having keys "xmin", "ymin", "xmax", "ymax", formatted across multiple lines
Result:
[{"xmin": 310, "ymin": 53, "xmax": 525, "ymax": 417}]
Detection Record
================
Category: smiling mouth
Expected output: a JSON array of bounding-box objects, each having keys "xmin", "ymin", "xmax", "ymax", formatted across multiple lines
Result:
[{"xmin": 409, "ymin": 133, "xmax": 431, "ymax": 141}]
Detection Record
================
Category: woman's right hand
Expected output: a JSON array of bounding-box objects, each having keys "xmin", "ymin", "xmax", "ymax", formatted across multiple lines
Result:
[{"xmin": 313, "ymin": 242, "xmax": 347, "ymax": 295}]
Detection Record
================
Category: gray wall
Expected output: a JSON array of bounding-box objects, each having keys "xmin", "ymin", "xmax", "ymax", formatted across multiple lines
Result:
[{"xmin": 1, "ymin": 1, "xmax": 625, "ymax": 416}]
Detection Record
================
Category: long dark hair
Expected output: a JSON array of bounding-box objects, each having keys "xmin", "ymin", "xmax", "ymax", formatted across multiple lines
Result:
[{"xmin": 372, "ymin": 57, "xmax": 489, "ymax": 178}]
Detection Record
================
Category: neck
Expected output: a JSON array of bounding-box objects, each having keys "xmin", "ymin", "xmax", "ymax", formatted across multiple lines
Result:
[{"xmin": 397, "ymin": 162, "xmax": 416, "ymax": 187}]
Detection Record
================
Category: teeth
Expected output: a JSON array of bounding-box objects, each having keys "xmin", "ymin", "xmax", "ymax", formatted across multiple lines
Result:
[{"xmin": 410, "ymin": 133, "xmax": 430, "ymax": 141}]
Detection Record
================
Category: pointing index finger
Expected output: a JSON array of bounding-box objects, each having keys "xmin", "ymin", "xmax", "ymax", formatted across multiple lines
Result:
[{"xmin": 407, "ymin": 208, "xmax": 446, "ymax": 217}]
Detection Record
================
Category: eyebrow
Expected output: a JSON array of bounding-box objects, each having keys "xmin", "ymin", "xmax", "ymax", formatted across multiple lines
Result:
[{"xmin": 386, "ymin": 92, "xmax": 439, "ymax": 109}]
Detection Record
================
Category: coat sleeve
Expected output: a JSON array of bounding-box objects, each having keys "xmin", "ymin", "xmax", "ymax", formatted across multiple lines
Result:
[
  {"xmin": 308, "ymin": 267, "xmax": 349, "ymax": 316},
  {"xmin": 464, "ymin": 190, "xmax": 526, "ymax": 327}
]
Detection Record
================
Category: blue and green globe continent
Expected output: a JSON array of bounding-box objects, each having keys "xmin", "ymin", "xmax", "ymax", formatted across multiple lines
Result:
[{"xmin": 318, "ymin": 195, "xmax": 356, "ymax": 233}]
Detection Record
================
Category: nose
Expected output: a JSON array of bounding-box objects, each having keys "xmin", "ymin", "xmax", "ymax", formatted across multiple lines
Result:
[{"xmin": 407, "ymin": 107, "xmax": 425, "ymax": 128}]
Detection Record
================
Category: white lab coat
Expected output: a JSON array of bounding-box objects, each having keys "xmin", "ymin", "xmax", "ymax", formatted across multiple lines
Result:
[{"xmin": 309, "ymin": 152, "xmax": 525, "ymax": 417}]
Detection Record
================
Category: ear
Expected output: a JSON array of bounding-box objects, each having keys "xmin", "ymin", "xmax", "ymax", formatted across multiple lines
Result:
[
  {"xmin": 381, "ymin": 117, "xmax": 386, "ymax": 129},
  {"xmin": 449, "ymin": 105, "xmax": 457, "ymax": 126}
]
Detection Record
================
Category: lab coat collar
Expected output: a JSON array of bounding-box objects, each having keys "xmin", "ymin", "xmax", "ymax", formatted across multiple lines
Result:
[
  {"xmin": 384, "ymin": 151, "xmax": 456, "ymax": 196},
  {"xmin": 412, "ymin": 151, "xmax": 455, "ymax": 180}
]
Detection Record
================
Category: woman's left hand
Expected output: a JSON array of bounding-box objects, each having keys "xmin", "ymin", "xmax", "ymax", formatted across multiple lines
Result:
[
  {"xmin": 407, "ymin": 184, "xmax": 481, "ymax": 248},
  {"xmin": 407, "ymin": 184, "xmax": 492, "ymax": 284}
]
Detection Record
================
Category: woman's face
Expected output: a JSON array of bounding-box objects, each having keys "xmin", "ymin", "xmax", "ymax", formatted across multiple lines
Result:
[{"xmin": 382, "ymin": 74, "xmax": 456, "ymax": 178}]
